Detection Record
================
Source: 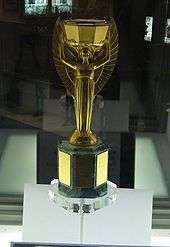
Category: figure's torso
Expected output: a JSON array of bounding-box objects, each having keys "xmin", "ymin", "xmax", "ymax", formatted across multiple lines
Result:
[{"xmin": 75, "ymin": 64, "xmax": 94, "ymax": 80}]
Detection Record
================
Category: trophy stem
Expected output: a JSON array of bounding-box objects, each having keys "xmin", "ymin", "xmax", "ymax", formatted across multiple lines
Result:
[{"xmin": 69, "ymin": 78, "xmax": 97, "ymax": 146}]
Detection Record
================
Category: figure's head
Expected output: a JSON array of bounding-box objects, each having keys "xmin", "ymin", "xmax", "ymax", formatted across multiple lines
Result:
[{"xmin": 79, "ymin": 46, "xmax": 94, "ymax": 64}]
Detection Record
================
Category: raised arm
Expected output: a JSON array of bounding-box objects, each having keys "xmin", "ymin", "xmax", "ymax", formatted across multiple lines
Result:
[
  {"xmin": 59, "ymin": 44, "xmax": 77, "ymax": 70},
  {"xmin": 94, "ymin": 42, "xmax": 110, "ymax": 70}
]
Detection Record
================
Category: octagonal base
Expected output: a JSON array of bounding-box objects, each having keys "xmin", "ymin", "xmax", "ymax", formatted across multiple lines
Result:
[{"xmin": 58, "ymin": 141, "xmax": 109, "ymax": 198}]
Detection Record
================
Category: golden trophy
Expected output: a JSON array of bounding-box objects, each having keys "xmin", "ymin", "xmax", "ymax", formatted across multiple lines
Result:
[{"xmin": 53, "ymin": 18, "xmax": 118, "ymax": 198}]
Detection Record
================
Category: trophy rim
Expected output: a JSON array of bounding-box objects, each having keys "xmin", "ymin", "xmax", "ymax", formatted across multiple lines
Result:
[{"xmin": 64, "ymin": 19, "xmax": 109, "ymax": 27}]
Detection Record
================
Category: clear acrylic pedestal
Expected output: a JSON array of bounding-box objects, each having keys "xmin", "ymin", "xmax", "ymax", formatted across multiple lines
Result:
[{"xmin": 48, "ymin": 179, "xmax": 117, "ymax": 214}]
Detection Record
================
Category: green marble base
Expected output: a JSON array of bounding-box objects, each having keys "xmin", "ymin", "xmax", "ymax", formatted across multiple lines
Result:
[{"xmin": 58, "ymin": 141, "xmax": 109, "ymax": 198}]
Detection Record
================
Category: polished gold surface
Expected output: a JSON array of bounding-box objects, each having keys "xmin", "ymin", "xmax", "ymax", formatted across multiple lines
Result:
[
  {"xmin": 53, "ymin": 18, "xmax": 118, "ymax": 146},
  {"xmin": 96, "ymin": 151, "xmax": 108, "ymax": 187},
  {"xmin": 58, "ymin": 150, "xmax": 71, "ymax": 186}
]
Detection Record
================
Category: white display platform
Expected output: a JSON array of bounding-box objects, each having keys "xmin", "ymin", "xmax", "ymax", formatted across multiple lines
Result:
[{"xmin": 23, "ymin": 184, "xmax": 153, "ymax": 246}]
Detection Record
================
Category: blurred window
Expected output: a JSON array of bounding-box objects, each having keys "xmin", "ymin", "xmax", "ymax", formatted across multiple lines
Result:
[{"xmin": 144, "ymin": 16, "xmax": 153, "ymax": 42}]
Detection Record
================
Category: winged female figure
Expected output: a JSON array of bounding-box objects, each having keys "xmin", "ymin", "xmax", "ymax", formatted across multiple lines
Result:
[{"xmin": 53, "ymin": 18, "xmax": 118, "ymax": 146}]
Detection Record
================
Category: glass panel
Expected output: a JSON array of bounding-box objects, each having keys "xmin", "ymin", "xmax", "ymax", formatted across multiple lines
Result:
[{"xmin": 0, "ymin": 0, "xmax": 170, "ymax": 203}]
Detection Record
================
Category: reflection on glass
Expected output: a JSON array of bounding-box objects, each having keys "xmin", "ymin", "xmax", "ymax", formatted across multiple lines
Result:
[
  {"xmin": 25, "ymin": 0, "xmax": 48, "ymax": 15},
  {"xmin": 52, "ymin": 0, "xmax": 72, "ymax": 13},
  {"xmin": 165, "ymin": 19, "xmax": 170, "ymax": 44},
  {"xmin": 144, "ymin": 16, "xmax": 153, "ymax": 42}
]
